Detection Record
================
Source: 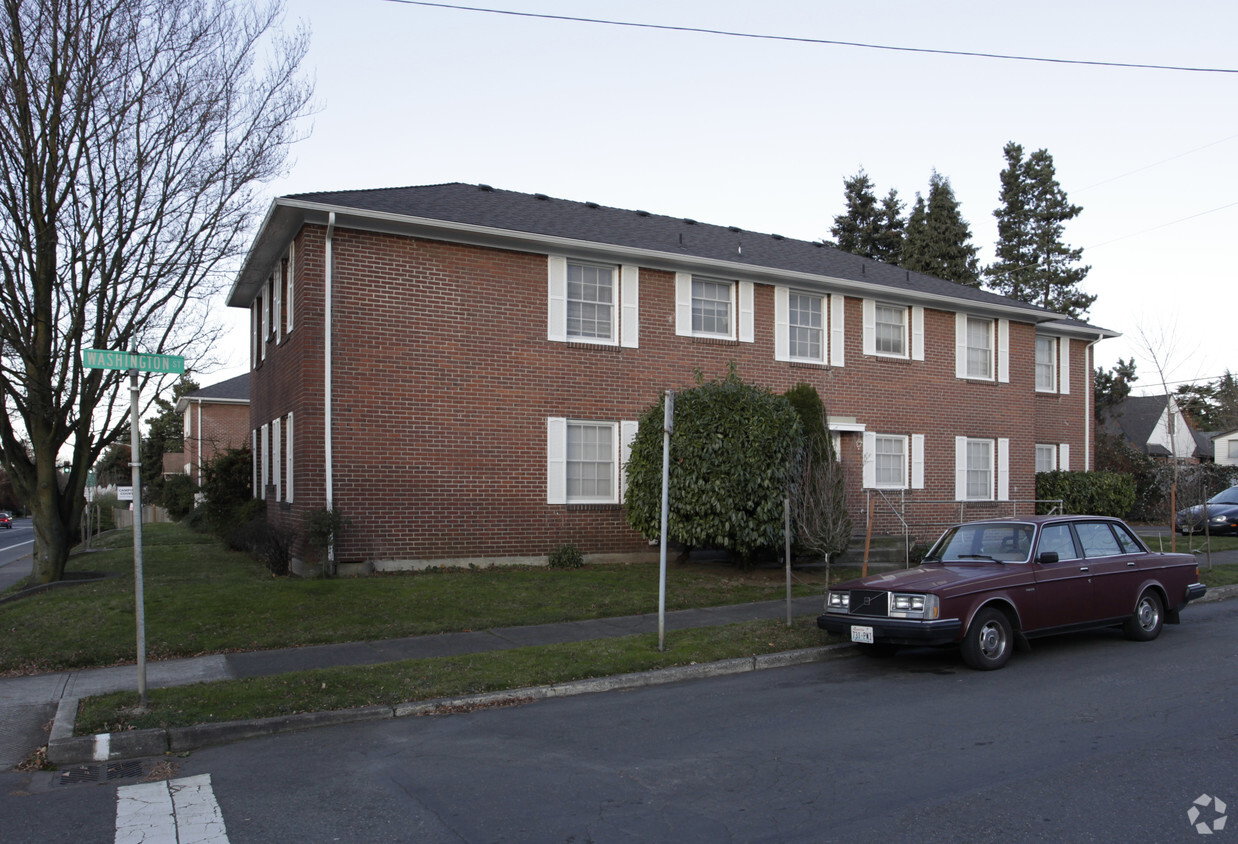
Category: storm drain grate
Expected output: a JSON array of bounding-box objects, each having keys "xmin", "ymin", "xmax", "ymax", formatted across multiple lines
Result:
[{"xmin": 58, "ymin": 760, "xmax": 145, "ymax": 786}]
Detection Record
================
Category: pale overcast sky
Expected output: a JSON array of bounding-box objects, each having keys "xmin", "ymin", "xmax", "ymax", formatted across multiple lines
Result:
[{"xmin": 216, "ymin": 0, "xmax": 1238, "ymax": 397}]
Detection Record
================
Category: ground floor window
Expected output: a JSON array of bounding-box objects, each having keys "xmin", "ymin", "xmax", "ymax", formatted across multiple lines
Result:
[{"xmin": 547, "ymin": 417, "xmax": 637, "ymax": 504}]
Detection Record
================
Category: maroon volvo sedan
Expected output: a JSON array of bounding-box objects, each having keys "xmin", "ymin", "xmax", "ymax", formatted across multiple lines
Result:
[{"xmin": 818, "ymin": 516, "xmax": 1207, "ymax": 670}]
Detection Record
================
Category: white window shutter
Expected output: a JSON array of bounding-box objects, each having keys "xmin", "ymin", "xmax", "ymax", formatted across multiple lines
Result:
[
  {"xmin": 1060, "ymin": 338, "xmax": 1071, "ymax": 394},
  {"xmin": 620, "ymin": 265, "xmax": 639, "ymax": 348},
  {"xmin": 862, "ymin": 431, "xmax": 876, "ymax": 489},
  {"xmin": 774, "ymin": 287, "xmax": 790, "ymax": 361},
  {"xmin": 911, "ymin": 434, "xmax": 925, "ymax": 489},
  {"xmin": 675, "ymin": 272, "xmax": 692, "ymax": 336},
  {"xmin": 547, "ymin": 256, "xmax": 567, "ymax": 342},
  {"xmin": 620, "ymin": 420, "xmax": 639, "ymax": 500},
  {"xmin": 955, "ymin": 313, "xmax": 967, "ymax": 379},
  {"xmin": 260, "ymin": 423, "xmax": 269, "ymax": 493},
  {"xmin": 252, "ymin": 429, "xmax": 258, "ymax": 498},
  {"xmin": 862, "ymin": 299, "xmax": 876, "ymax": 356},
  {"xmin": 286, "ymin": 412, "xmax": 294, "ymax": 504},
  {"xmin": 274, "ymin": 264, "xmax": 283, "ymax": 345},
  {"xmin": 830, "ymin": 294, "xmax": 845, "ymax": 367},
  {"xmin": 272, "ymin": 419, "xmax": 282, "ymax": 501},
  {"xmin": 911, "ymin": 307, "xmax": 925, "ymax": 361},
  {"xmin": 287, "ymin": 242, "xmax": 295, "ymax": 333},
  {"xmin": 546, "ymin": 417, "xmax": 567, "ymax": 504},
  {"xmin": 955, "ymin": 436, "xmax": 967, "ymax": 500},
  {"xmin": 738, "ymin": 281, "xmax": 754, "ymax": 342},
  {"xmin": 998, "ymin": 438, "xmax": 1010, "ymax": 501},
  {"xmin": 258, "ymin": 293, "xmax": 266, "ymax": 362},
  {"xmin": 1059, "ymin": 443, "xmax": 1070, "ymax": 472},
  {"xmin": 998, "ymin": 319, "xmax": 1010, "ymax": 383}
]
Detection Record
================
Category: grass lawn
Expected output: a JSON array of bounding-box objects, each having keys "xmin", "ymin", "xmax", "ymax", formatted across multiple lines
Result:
[{"xmin": 1, "ymin": 522, "xmax": 836, "ymax": 675}]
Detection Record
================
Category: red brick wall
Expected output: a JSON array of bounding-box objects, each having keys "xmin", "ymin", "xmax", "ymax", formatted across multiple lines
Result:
[
  {"xmin": 247, "ymin": 225, "xmax": 1098, "ymax": 564},
  {"xmin": 184, "ymin": 402, "xmax": 251, "ymax": 484}
]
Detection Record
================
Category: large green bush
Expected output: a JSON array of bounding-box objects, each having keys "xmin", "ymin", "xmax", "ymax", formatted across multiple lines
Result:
[
  {"xmin": 200, "ymin": 446, "xmax": 254, "ymax": 535},
  {"xmin": 624, "ymin": 368, "xmax": 802, "ymax": 563},
  {"xmin": 1036, "ymin": 470, "xmax": 1136, "ymax": 517}
]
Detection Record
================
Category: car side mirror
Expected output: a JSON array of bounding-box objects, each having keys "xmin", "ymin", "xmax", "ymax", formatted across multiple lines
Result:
[{"xmin": 1037, "ymin": 551, "xmax": 1060, "ymax": 565}]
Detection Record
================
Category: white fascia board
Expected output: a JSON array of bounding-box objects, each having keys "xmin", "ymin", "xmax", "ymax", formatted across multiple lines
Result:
[{"xmin": 235, "ymin": 199, "xmax": 1075, "ymax": 324}]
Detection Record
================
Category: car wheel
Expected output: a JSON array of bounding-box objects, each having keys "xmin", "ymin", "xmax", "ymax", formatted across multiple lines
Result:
[
  {"xmin": 1123, "ymin": 589, "xmax": 1164, "ymax": 642},
  {"xmin": 961, "ymin": 607, "xmax": 1013, "ymax": 670}
]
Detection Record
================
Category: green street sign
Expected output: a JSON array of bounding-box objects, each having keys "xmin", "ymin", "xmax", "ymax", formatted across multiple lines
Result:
[{"xmin": 83, "ymin": 349, "xmax": 185, "ymax": 374}]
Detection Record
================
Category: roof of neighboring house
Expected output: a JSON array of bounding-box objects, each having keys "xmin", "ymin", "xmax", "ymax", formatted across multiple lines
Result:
[
  {"xmin": 174, "ymin": 373, "xmax": 249, "ymax": 413},
  {"xmin": 227, "ymin": 182, "xmax": 1117, "ymax": 339},
  {"xmin": 1100, "ymin": 394, "xmax": 1205, "ymax": 459}
]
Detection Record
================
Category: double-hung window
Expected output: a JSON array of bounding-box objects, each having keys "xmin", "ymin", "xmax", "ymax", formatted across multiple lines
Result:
[
  {"xmin": 1035, "ymin": 444, "xmax": 1057, "ymax": 473},
  {"xmin": 862, "ymin": 432, "xmax": 924, "ymax": 490},
  {"xmin": 875, "ymin": 305, "xmax": 906, "ymax": 356},
  {"xmin": 876, "ymin": 435, "xmax": 907, "ymax": 488},
  {"xmin": 955, "ymin": 314, "xmax": 1009, "ymax": 382},
  {"xmin": 676, "ymin": 273, "xmax": 753, "ymax": 341},
  {"xmin": 967, "ymin": 317, "xmax": 992, "ymax": 379},
  {"xmin": 788, "ymin": 291, "xmax": 824, "ymax": 360},
  {"xmin": 955, "ymin": 437, "xmax": 1009, "ymax": 501},
  {"xmin": 1035, "ymin": 336, "xmax": 1057, "ymax": 392},
  {"xmin": 566, "ymin": 262, "xmax": 615, "ymax": 340},
  {"xmin": 692, "ymin": 278, "xmax": 733, "ymax": 337},
  {"xmin": 547, "ymin": 418, "xmax": 638, "ymax": 505},
  {"xmin": 548, "ymin": 257, "xmax": 637, "ymax": 347}
]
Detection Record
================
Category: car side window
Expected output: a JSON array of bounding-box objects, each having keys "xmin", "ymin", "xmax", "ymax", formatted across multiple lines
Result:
[
  {"xmin": 1075, "ymin": 522, "xmax": 1122, "ymax": 558},
  {"xmin": 1038, "ymin": 524, "xmax": 1079, "ymax": 561},
  {"xmin": 1111, "ymin": 523, "xmax": 1145, "ymax": 554}
]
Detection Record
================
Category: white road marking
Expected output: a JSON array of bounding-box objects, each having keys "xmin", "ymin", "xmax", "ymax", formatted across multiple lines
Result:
[
  {"xmin": 115, "ymin": 774, "xmax": 229, "ymax": 843},
  {"xmin": 0, "ymin": 538, "xmax": 34, "ymax": 554}
]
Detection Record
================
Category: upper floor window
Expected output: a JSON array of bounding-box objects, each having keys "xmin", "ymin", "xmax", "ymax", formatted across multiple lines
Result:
[
  {"xmin": 966, "ymin": 317, "xmax": 992, "ymax": 379},
  {"xmin": 788, "ymin": 291, "xmax": 823, "ymax": 360},
  {"xmin": 566, "ymin": 262, "xmax": 615, "ymax": 340},
  {"xmin": 675, "ymin": 273, "xmax": 753, "ymax": 342},
  {"xmin": 955, "ymin": 314, "xmax": 1009, "ymax": 382},
  {"xmin": 875, "ymin": 304, "xmax": 906, "ymax": 356},
  {"xmin": 1035, "ymin": 336, "xmax": 1057, "ymax": 392},
  {"xmin": 548, "ymin": 256, "xmax": 638, "ymax": 347}
]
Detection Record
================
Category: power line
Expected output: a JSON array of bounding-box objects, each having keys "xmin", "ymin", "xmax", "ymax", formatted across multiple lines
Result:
[
  {"xmin": 1086, "ymin": 200, "xmax": 1238, "ymax": 250},
  {"xmin": 1079, "ymin": 131, "xmax": 1238, "ymax": 192},
  {"xmin": 380, "ymin": 1, "xmax": 1238, "ymax": 74}
]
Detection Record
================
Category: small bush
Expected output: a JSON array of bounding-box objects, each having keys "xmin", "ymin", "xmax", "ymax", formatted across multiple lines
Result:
[
  {"xmin": 162, "ymin": 474, "xmax": 199, "ymax": 521},
  {"xmin": 548, "ymin": 544, "xmax": 584, "ymax": 569},
  {"xmin": 1036, "ymin": 471, "xmax": 1136, "ymax": 517}
]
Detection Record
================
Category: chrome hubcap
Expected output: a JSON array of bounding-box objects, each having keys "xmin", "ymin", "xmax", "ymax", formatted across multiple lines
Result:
[
  {"xmin": 980, "ymin": 622, "xmax": 1006, "ymax": 657},
  {"xmin": 1138, "ymin": 598, "xmax": 1159, "ymax": 630}
]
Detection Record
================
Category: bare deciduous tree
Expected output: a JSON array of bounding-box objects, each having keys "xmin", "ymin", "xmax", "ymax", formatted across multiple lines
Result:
[{"xmin": 0, "ymin": 0, "xmax": 312, "ymax": 582}]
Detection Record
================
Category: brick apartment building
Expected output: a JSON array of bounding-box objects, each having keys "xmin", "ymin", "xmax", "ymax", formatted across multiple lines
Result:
[
  {"xmin": 174, "ymin": 373, "xmax": 251, "ymax": 484},
  {"xmin": 228, "ymin": 183, "xmax": 1115, "ymax": 569}
]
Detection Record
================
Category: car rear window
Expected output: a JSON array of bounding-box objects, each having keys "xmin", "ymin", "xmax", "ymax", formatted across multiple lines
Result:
[{"xmin": 1076, "ymin": 522, "xmax": 1123, "ymax": 558}]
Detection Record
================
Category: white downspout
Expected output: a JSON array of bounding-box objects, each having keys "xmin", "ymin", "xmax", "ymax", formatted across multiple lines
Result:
[
  {"xmin": 195, "ymin": 400, "xmax": 202, "ymax": 484},
  {"xmin": 325, "ymin": 212, "xmax": 336, "ymax": 569},
  {"xmin": 1084, "ymin": 334, "xmax": 1105, "ymax": 472}
]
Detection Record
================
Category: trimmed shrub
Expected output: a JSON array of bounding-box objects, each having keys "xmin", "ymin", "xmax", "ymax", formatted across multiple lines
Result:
[
  {"xmin": 1036, "ymin": 471, "xmax": 1136, "ymax": 517},
  {"xmin": 162, "ymin": 474, "xmax": 199, "ymax": 521},
  {"xmin": 548, "ymin": 543, "xmax": 584, "ymax": 569},
  {"xmin": 625, "ymin": 367, "xmax": 802, "ymax": 564}
]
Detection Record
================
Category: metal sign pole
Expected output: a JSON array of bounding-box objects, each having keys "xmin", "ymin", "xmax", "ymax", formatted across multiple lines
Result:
[
  {"xmin": 658, "ymin": 390, "xmax": 673, "ymax": 653},
  {"xmin": 128, "ymin": 353, "xmax": 148, "ymax": 710}
]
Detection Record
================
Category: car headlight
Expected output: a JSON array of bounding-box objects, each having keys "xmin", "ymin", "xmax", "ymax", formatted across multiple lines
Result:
[
  {"xmin": 1210, "ymin": 515, "xmax": 1229, "ymax": 523},
  {"xmin": 826, "ymin": 591, "xmax": 849, "ymax": 612},
  {"xmin": 889, "ymin": 593, "xmax": 940, "ymax": 619}
]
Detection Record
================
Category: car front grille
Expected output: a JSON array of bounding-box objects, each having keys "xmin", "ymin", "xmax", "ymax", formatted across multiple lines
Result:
[{"xmin": 848, "ymin": 589, "xmax": 889, "ymax": 617}]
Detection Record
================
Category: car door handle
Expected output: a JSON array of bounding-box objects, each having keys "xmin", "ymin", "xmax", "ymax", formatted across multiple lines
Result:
[
  {"xmin": 1078, "ymin": 566, "xmax": 1089, "ymax": 573},
  {"xmin": 1127, "ymin": 561, "xmax": 1136, "ymax": 567}
]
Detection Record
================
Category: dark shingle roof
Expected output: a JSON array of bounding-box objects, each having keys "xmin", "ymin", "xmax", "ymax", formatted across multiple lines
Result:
[
  {"xmin": 187, "ymin": 373, "xmax": 249, "ymax": 402},
  {"xmin": 1100, "ymin": 394, "xmax": 1206, "ymax": 459},
  {"xmin": 283, "ymin": 183, "xmax": 1056, "ymax": 315}
]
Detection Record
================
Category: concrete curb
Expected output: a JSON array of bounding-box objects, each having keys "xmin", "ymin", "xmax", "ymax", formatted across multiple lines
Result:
[{"xmin": 47, "ymin": 644, "xmax": 854, "ymax": 765}]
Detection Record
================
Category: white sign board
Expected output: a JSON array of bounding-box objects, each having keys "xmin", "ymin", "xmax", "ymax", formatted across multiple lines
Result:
[{"xmin": 117, "ymin": 486, "xmax": 134, "ymax": 501}]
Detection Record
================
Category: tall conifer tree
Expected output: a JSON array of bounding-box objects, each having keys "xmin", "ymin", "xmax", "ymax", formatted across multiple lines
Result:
[
  {"xmin": 986, "ymin": 142, "xmax": 1094, "ymax": 318},
  {"xmin": 901, "ymin": 171, "xmax": 981, "ymax": 287},
  {"xmin": 830, "ymin": 170, "xmax": 905, "ymax": 264}
]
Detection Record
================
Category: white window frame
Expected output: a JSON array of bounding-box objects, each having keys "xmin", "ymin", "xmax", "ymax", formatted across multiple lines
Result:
[
  {"xmin": 1059, "ymin": 443, "xmax": 1070, "ymax": 471},
  {"xmin": 548, "ymin": 257, "xmax": 637, "ymax": 348},
  {"xmin": 1229, "ymin": 440, "xmax": 1238, "ymax": 460},
  {"xmin": 955, "ymin": 314, "xmax": 1009, "ymax": 382},
  {"xmin": 286, "ymin": 242, "xmax": 296, "ymax": 334},
  {"xmin": 675, "ymin": 273, "xmax": 753, "ymax": 342},
  {"xmin": 1035, "ymin": 444, "xmax": 1057, "ymax": 473},
  {"xmin": 1035, "ymin": 336, "xmax": 1057, "ymax": 392},
  {"xmin": 546, "ymin": 418, "xmax": 638, "ymax": 505},
  {"xmin": 251, "ymin": 429, "xmax": 258, "ymax": 498},
  {"xmin": 774, "ymin": 287, "xmax": 826, "ymax": 363},
  {"xmin": 863, "ymin": 432, "xmax": 925, "ymax": 490},
  {"xmin": 260, "ymin": 423, "xmax": 270, "ymax": 494},
  {"xmin": 274, "ymin": 263, "xmax": 283, "ymax": 345},
  {"xmin": 955, "ymin": 436, "xmax": 1010, "ymax": 501},
  {"xmin": 272, "ymin": 417, "xmax": 282, "ymax": 501},
  {"xmin": 285, "ymin": 412, "xmax": 294, "ymax": 504}
]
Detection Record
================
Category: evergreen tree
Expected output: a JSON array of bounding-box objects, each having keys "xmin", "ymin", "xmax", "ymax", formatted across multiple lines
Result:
[
  {"xmin": 986, "ymin": 142, "xmax": 1094, "ymax": 318},
  {"xmin": 901, "ymin": 171, "xmax": 981, "ymax": 287},
  {"xmin": 830, "ymin": 171, "xmax": 905, "ymax": 263},
  {"xmin": 1095, "ymin": 358, "xmax": 1138, "ymax": 419},
  {"xmin": 141, "ymin": 376, "xmax": 201, "ymax": 490}
]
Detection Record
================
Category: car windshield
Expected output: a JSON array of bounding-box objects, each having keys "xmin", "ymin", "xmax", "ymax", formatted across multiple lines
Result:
[
  {"xmin": 1208, "ymin": 487, "xmax": 1238, "ymax": 506},
  {"xmin": 925, "ymin": 522, "xmax": 1034, "ymax": 563}
]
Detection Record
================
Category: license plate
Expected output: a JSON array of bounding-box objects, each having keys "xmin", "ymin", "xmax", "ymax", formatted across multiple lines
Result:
[{"xmin": 851, "ymin": 625, "xmax": 874, "ymax": 644}]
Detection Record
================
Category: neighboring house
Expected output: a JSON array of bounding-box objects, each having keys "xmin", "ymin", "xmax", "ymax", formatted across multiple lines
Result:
[
  {"xmin": 227, "ymin": 183, "xmax": 1116, "ymax": 569},
  {"xmin": 1099, "ymin": 394, "xmax": 1207, "ymax": 462},
  {"xmin": 175, "ymin": 373, "xmax": 251, "ymax": 484},
  {"xmin": 1214, "ymin": 429, "xmax": 1238, "ymax": 467}
]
